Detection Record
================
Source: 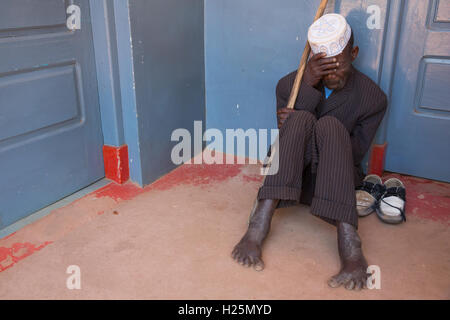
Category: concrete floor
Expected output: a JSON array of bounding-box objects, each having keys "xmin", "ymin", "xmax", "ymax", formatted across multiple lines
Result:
[{"xmin": 0, "ymin": 161, "xmax": 449, "ymax": 299}]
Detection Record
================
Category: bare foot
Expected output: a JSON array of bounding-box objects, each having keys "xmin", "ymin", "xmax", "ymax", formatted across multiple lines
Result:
[
  {"xmin": 232, "ymin": 234, "xmax": 264, "ymax": 271},
  {"xmin": 328, "ymin": 222, "xmax": 369, "ymax": 291},
  {"xmin": 231, "ymin": 199, "xmax": 279, "ymax": 271}
]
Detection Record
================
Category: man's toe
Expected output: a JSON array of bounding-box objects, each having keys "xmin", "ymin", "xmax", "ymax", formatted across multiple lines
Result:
[
  {"xmin": 327, "ymin": 276, "xmax": 342, "ymax": 288},
  {"xmin": 250, "ymin": 256, "xmax": 259, "ymax": 268},
  {"xmin": 354, "ymin": 280, "xmax": 363, "ymax": 291},
  {"xmin": 231, "ymin": 248, "xmax": 238, "ymax": 260},
  {"xmin": 345, "ymin": 280, "xmax": 355, "ymax": 290},
  {"xmin": 253, "ymin": 257, "xmax": 265, "ymax": 272},
  {"xmin": 362, "ymin": 279, "xmax": 367, "ymax": 289}
]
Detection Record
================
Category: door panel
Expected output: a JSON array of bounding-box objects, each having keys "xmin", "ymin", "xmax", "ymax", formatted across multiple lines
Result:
[
  {"xmin": 385, "ymin": 0, "xmax": 450, "ymax": 182},
  {"xmin": 0, "ymin": 0, "xmax": 66, "ymax": 30},
  {"xmin": 0, "ymin": 64, "xmax": 80, "ymax": 140},
  {"xmin": 0, "ymin": 0, "xmax": 104, "ymax": 229}
]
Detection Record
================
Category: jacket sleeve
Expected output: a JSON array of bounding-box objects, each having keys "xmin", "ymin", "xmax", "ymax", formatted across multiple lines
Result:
[
  {"xmin": 350, "ymin": 95, "xmax": 388, "ymax": 165},
  {"xmin": 276, "ymin": 77, "xmax": 323, "ymax": 113}
]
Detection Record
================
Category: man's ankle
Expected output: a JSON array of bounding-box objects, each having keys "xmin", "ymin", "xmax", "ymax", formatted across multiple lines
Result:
[{"xmin": 246, "ymin": 199, "xmax": 279, "ymax": 242}]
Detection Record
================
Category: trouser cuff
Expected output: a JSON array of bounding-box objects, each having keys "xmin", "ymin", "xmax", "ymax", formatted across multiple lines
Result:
[{"xmin": 310, "ymin": 197, "xmax": 358, "ymax": 228}]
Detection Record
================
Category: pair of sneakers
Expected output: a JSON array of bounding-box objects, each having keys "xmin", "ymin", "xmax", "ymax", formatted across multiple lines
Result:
[{"xmin": 356, "ymin": 174, "xmax": 406, "ymax": 224}]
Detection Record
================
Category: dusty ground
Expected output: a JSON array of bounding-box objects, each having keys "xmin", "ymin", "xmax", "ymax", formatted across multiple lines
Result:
[{"xmin": 0, "ymin": 162, "xmax": 449, "ymax": 299}]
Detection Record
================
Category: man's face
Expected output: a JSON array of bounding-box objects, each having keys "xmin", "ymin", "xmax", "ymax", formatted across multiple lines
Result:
[{"xmin": 323, "ymin": 43, "xmax": 359, "ymax": 90}]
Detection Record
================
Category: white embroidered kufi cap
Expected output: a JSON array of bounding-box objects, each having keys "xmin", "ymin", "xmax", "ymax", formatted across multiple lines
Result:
[{"xmin": 308, "ymin": 13, "xmax": 352, "ymax": 57}]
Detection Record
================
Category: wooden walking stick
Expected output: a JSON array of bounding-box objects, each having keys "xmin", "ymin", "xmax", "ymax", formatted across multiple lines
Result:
[{"xmin": 286, "ymin": 0, "xmax": 329, "ymax": 109}]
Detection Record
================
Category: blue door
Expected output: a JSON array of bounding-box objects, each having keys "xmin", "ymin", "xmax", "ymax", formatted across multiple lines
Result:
[
  {"xmin": 385, "ymin": 0, "xmax": 450, "ymax": 183},
  {"xmin": 0, "ymin": 0, "xmax": 104, "ymax": 229}
]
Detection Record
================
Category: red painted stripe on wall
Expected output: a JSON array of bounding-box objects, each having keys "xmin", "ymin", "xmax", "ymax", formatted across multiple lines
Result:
[
  {"xmin": 103, "ymin": 145, "xmax": 130, "ymax": 184},
  {"xmin": 368, "ymin": 143, "xmax": 387, "ymax": 177}
]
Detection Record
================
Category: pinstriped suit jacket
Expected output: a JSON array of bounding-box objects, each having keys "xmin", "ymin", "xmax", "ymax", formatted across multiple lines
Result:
[{"xmin": 276, "ymin": 66, "xmax": 388, "ymax": 190}]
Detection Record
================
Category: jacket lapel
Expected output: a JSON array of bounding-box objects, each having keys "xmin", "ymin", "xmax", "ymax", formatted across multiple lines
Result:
[{"xmin": 319, "ymin": 68, "xmax": 356, "ymax": 117}]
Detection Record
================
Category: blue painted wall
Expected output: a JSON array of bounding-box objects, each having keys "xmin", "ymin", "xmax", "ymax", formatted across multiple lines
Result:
[
  {"xmin": 92, "ymin": 0, "xmax": 394, "ymax": 186},
  {"xmin": 128, "ymin": 0, "xmax": 205, "ymax": 185},
  {"xmin": 91, "ymin": 0, "xmax": 205, "ymax": 186},
  {"xmin": 205, "ymin": 0, "xmax": 390, "ymax": 165}
]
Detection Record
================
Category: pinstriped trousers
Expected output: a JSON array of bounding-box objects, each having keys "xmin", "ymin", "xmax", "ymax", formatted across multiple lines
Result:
[{"xmin": 257, "ymin": 110, "xmax": 358, "ymax": 227}]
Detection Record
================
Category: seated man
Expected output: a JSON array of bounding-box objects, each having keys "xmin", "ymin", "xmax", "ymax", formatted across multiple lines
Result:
[{"xmin": 231, "ymin": 15, "xmax": 387, "ymax": 291}]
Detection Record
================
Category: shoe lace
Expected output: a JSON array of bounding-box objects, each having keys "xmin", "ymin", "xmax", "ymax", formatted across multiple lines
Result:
[{"xmin": 379, "ymin": 186, "xmax": 407, "ymax": 222}]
